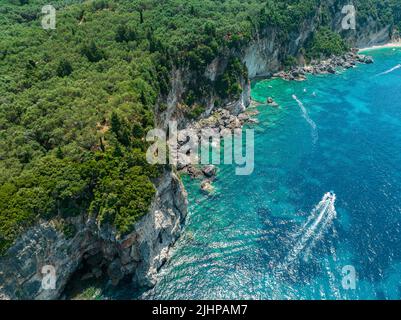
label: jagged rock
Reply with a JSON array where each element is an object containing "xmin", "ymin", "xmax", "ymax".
[
  {"xmin": 176, "ymin": 159, "xmax": 187, "ymax": 171},
  {"xmin": 220, "ymin": 109, "xmax": 230, "ymax": 120},
  {"xmin": 327, "ymin": 66, "xmax": 336, "ymax": 74},
  {"xmin": 228, "ymin": 115, "xmax": 236, "ymax": 124},
  {"xmin": 228, "ymin": 117, "xmax": 241, "ymax": 129},
  {"xmin": 364, "ymin": 56, "xmax": 374, "ymax": 64},
  {"xmin": 356, "ymin": 54, "xmax": 364, "ymax": 62},
  {"xmin": 107, "ymin": 259, "xmax": 124, "ymax": 286},
  {"xmin": 186, "ymin": 165, "xmax": 203, "ymax": 178},
  {"xmin": 238, "ymin": 113, "xmax": 250, "ymax": 122},
  {"xmin": 273, "ymin": 50, "xmax": 374, "ymax": 83},
  {"xmin": 356, "ymin": 54, "xmax": 374, "ymax": 64},
  {"xmin": 303, "ymin": 66, "xmax": 314, "ymax": 73},
  {"xmin": 177, "ymin": 130, "xmax": 190, "ymax": 146},
  {"xmin": 202, "ymin": 165, "xmax": 217, "ymax": 178},
  {"xmin": 248, "ymin": 118, "xmax": 259, "ymax": 124},
  {"xmin": 291, "ymin": 68, "xmax": 305, "ymax": 78}
]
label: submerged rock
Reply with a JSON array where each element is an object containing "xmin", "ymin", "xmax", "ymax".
[{"xmin": 201, "ymin": 180, "xmax": 214, "ymax": 194}]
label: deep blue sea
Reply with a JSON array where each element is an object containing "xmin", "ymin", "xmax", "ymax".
[{"xmin": 144, "ymin": 47, "xmax": 401, "ymax": 300}]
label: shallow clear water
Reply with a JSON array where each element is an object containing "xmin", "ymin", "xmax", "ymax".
[{"xmin": 144, "ymin": 48, "xmax": 401, "ymax": 300}]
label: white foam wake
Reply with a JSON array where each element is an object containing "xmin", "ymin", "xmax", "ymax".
[
  {"xmin": 376, "ymin": 64, "xmax": 401, "ymax": 76},
  {"xmin": 282, "ymin": 192, "xmax": 337, "ymax": 267},
  {"xmin": 292, "ymin": 95, "xmax": 318, "ymax": 143}
]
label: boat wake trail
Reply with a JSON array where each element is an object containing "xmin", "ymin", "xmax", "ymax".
[
  {"xmin": 278, "ymin": 192, "xmax": 337, "ymax": 270},
  {"xmin": 292, "ymin": 95, "xmax": 318, "ymax": 144},
  {"xmin": 376, "ymin": 64, "xmax": 401, "ymax": 76}
]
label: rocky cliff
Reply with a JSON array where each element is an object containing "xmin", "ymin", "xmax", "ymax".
[
  {"xmin": 156, "ymin": 64, "xmax": 251, "ymax": 131},
  {"xmin": 0, "ymin": 168, "xmax": 187, "ymax": 299},
  {"xmin": 243, "ymin": 3, "xmax": 395, "ymax": 78}
]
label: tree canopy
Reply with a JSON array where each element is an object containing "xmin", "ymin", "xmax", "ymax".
[{"xmin": 1, "ymin": 0, "xmax": 400, "ymax": 255}]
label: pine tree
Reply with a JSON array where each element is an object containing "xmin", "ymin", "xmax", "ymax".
[
  {"xmin": 57, "ymin": 59, "xmax": 73, "ymax": 77},
  {"xmin": 56, "ymin": 147, "xmax": 64, "ymax": 159},
  {"xmin": 110, "ymin": 112, "xmax": 121, "ymax": 136}
]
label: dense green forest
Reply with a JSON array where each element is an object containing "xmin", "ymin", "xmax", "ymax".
[{"xmin": 0, "ymin": 0, "xmax": 400, "ymax": 255}]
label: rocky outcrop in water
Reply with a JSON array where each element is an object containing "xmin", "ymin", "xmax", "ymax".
[
  {"xmin": 266, "ymin": 97, "xmax": 279, "ymax": 107},
  {"xmin": 173, "ymin": 107, "xmax": 257, "ymax": 174},
  {"xmin": 202, "ymin": 165, "xmax": 217, "ymax": 178},
  {"xmin": 272, "ymin": 52, "xmax": 375, "ymax": 81}
]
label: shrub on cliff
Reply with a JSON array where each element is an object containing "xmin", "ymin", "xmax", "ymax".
[
  {"xmin": 215, "ymin": 58, "xmax": 248, "ymax": 100},
  {"xmin": 306, "ymin": 27, "xmax": 349, "ymax": 60}
]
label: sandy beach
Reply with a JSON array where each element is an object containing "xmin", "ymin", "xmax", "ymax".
[{"xmin": 359, "ymin": 41, "xmax": 401, "ymax": 52}]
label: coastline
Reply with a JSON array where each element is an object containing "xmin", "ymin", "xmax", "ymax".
[
  {"xmin": 262, "ymin": 50, "xmax": 374, "ymax": 83},
  {"xmin": 359, "ymin": 41, "xmax": 401, "ymax": 52},
  {"xmin": 154, "ymin": 47, "xmax": 401, "ymax": 300},
  {"xmin": 180, "ymin": 44, "xmax": 380, "ymax": 180}
]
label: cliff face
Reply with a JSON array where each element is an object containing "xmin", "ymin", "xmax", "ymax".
[
  {"xmin": 243, "ymin": 4, "xmax": 394, "ymax": 78},
  {"xmin": 156, "ymin": 63, "xmax": 251, "ymax": 131},
  {"xmin": 0, "ymin": 169, "xmax": 187, "ymax": 299},
  {"xmin": 162, "ymin": 2, "xmax": 395, "ymax": 120}
]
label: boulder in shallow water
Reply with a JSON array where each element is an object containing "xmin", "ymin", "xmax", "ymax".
[
  {"xmin": 186, "ymin": 165, "xmax": 203, "ymax": 178},
  {"xmin": 266, "ymin": 97, "xmax": 279, "ymax": 107},
  {"xmin": 344, "ymin": 62, "xmax": 353, "ymax": 69},
  {"xmin": 327, "ymin": 66, "xmax": 336, "ymax": 74},
  {"xmin": 357, "ymin": 54, "xmax": 374, "ymax": 64},
  {"xmin": 202, "ymin": 165, "xmax": 217, "ymax": 178},
  {"xmin": 364, "ymin": 56, "xmax": 374, "ymax": 64}
]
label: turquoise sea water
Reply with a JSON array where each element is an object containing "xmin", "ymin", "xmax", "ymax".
[{"xmin": 144, "ymin": 48, "xmax": 401, "ymax": 300}]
